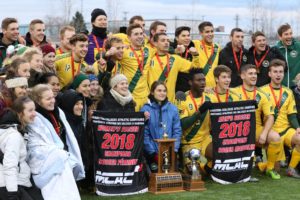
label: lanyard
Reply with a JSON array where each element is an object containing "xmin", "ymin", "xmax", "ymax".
[
  {"xmin": 93, "ymin": 35, "xmax": 106, "ymax": 59},
  {"xmin": 58, "ymin": 47, "xmax": 63, "ymax": 54},
  {"xmin": 202, "ymin": 40, "xmax": 214, "ymax": 65},
  {"xmin": 71, "ymin": 54, "xmax": 81, "ymax": 78},
  {"xmin": 49, "ymin": 112, "xmax": 60, "ymax": 135},
  {"xmin": 156, "ymin": 54, "xmax": 170, "ymax": 77},
  {"xmin": 269, "ymin": 84, "xmax": 283, "ymax": 109},
  {"xmin": 242, "ymin": 85, "xmax": 256, "ymax": 100},
  {"xmin": 130, "ymin": 46, "xmax": 144, "ymax": 73},
  {"xmin": 232, "ymin": 45, "xmax": 243, "ymax": 71},
  {"xmin": 253, "ymin": 47, "xmax": 270, "ymax": 68},
  {"xmin": 189, "ymin": 91, "xmax": 204, "ymax": 110},
  {"xmin": 180, "ymin": 48, "xmax": 189, "ymax": 59},
  {"xmin": 215, "ymin": 88, "xmax": 229, "ymax": 103}
]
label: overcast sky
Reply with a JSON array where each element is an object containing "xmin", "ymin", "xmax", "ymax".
[{"xmin": 1, "ymin": 0, "xmax": 300, "ymax": 34}]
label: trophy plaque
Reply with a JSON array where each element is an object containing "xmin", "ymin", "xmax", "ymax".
[
  {"xmin": 148, "ymin": 138, "xmax": 184, "ymax": 194},
  {"xmin": 182, "ymin": 149, "xmax": 206, "ymax": 191}
]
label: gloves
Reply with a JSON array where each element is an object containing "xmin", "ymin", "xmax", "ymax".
[{"xmin": 199, "ymin": 101, "xmax": 212, "ymax": 113}]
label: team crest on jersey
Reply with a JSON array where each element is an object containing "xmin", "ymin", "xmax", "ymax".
[
  {"xmin": 129, "ymin": 52, "xmax": 134, "ymax": 57},
  {"xmin": 189, "ymin": 103, "xmax": 193, "ymax": 110},
  {"xmin": 290, "ymin": 50, "xmax": 298, "ymax": 58},
  {"xmin": 262, "ymin": 60, "xmax": 269, "ymax": 68},
  {"xmin": 65, "ymin": 64, "xmax": 70, "ymax": 72},
  {"xmin": 242, "ymin": 55, "xmax": 247, "ymax": 62},
  {"xmin": 150, "ymin": 60, "xmax": 155, "ymax": 67}
]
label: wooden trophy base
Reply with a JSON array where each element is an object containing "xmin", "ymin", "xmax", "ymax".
[
  {"xmin": 182, "ymin": 174, "xmax": 206, "ymax": 192},
  {"xmin": 149, "ymin": 172, "xmax": 185, "ymax": 194}
]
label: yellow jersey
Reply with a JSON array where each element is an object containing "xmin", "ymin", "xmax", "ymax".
[
  {"xmin": 208, "ymin": 88, "xmax": 240, "ymax": 103},
  {"xmin": 55, "ymin": 53, "xmax": 98, "ymax": 88},
  {"xmin": 147, "ymin": 53, "xmax": 199, "ymax": 103},
  {"xmin": 178, "ymin": 91, "xmax": 216, "ymax": 145},
  {"xmin": 113, "ymin": 33, "xmax": 149, "ymax": 47},
  {"xmin": 192, "ymin": 40, "xmax": 221, "ymax": 88},
  {"xmin": 231, "ymin": 85, "xmax": 274, "ymax": 128},
  {"xmin": 118, "ymin": 46, "xmax": 155, "ymax": 99},
  {"xmin": 260, "ymin": 84, "xmax": 297, "ymax": 133}
]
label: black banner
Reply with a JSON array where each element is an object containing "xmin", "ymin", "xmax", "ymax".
[
  {"xmin": 92, "ymin": 111, "xmax": 148, "ymax": 196},
  {"xmin": 210, "ymin": 101, "xmax": 256, "ymax": 184}
]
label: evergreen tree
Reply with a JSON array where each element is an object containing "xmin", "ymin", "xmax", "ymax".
[{"xmin": 70, "ymin": 11, "xmax": 87, "ymax": 33}]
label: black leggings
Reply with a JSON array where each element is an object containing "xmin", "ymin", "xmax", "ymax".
[{"xmin": 0, "ymin": 186, "xmax": 43, "ymax": 200}]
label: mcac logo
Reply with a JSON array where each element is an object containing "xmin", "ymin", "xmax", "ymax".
[
  {"xmin": 95, "ymin": 165, "xmax": 141, "ymax": 185},
  {"xmin": 213, "ymin": 153, "xmax": 253, "ymax": 171}
]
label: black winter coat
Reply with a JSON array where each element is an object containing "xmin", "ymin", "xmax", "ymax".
[
  {"xmin": 247, "ymin": 45, "xmax": 286, "ymax": 87},
  {"xmin": 218, "ymin": 42, "xmax": 249, "ymax": 87},
  {"xmin": 97, "ymin": 91, "xmax": 135, "ymax": 112}
]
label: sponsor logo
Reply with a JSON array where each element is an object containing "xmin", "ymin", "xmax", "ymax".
[
  {"xmin": 290, "ymin": 50, "xmax": 298, "ymax": 58},
  {"xmin": 242, "ymin": 55, "xmax": 247, "ymax": 62},
  {"xmin": 95, "ymin": 165, "xmax": 140, "ymax": 186},
  {"xmin": 65, "ymin": 64, "xmax": 70, "ymax": 72},
  {"xmin": 262, "ymin": 60, "xmax": 269, "ymax": 68},
  {"xmin": 213, "ymin": 156, "xmax": 252, "ymax": 171}
]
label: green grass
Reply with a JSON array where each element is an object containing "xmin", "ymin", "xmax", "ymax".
[{"xmin": 81, "ymin": 168, "xmax": 300, "ymax": 200}]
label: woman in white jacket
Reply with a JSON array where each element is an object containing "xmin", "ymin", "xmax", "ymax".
[
  {"xmin": 27, "ymin": 84, "xmax": 84, "ymax": 200},
  {"xmin": 0, "ymin": 96, "xmax": 43, "ymax": 200}
]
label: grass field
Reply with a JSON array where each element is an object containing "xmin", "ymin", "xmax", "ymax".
[{"xmin": 81, "ymin": 168, "xmax": 300, "ymax": 200}]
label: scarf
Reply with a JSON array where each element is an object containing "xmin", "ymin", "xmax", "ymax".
[
  {"xmin": 110, "ymin": 88, "xmax": 133, "ymax": 107},
  {"xmin": 91, "ymin": 26, "xmax": 107, "ymax": 39}
]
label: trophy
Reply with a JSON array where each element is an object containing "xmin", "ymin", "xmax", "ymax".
[
  {"xmin": 182, "ymin": 149, "xmax": 206, "ymax": 191},
  {"xmin": 162, "ymin": 150, "xmax": 170, "ymax": 173},
  {"xmin": 148, "ymin": 138, "xmax": 184, "ymax": 194},
  {"xmin": 161, "ymin": 122, "xmax": 168, "ymax": 139}
]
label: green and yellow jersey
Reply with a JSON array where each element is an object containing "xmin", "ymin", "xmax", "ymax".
[
  {"xmin": 232, "ymin": 85, "xmax": 274, "ymax": 128},
  {"xmin": 55, "ymin": 52, "xmax": 98, "ymax": 88},
  {"xmin": 147, "ymin": 53, "xmax": 199, "ymax": 103},
  {"xmin": 208, "ymin": 88, "xmax": 240, "ymax": 103},
  {"xmin": 192, "ymin": 39, "xmax": 221, "ymax": 88},
  {"xmin": 118, "ymin": 46, "xmax": 155, "ymax": 99},
  {"xmin": 178, "ymin": 91, "xmax": 216, "ymax": 145},
  {"xmin": 260, "ymin": 84, "xmax": 297, "ymax": 133}
]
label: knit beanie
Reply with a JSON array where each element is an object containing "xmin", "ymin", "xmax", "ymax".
[
  {"xmin": 71, "ymin": 73, "xmax": 89, "ymax": 89},
  {"xmin": 88, "ymin": 74, "xmax": 98, "ymax": 82},
  {"xmin": 5, "ymin": 77, "xmax": 28, "ymax": 88},
  {"xmin": 110, "ymin": 74, "xmax": 127, "ymax": 89},
  {"xmin": 91, "ymin": 8, "xmax": 107, "ymax": 23},
  {"xmin": 40, "ymin": 44, "xmax": 55, "ymax": 56}
]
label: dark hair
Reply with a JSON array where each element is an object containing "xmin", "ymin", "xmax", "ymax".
[
  {"xmin": 5, "ymin": 56, "xmax": 29, "ymax": 79},
  {"xmin": 252, "ymin": 31, "xmax": 265, "ymax": 43},
  {"xmin": 189, "ymin": 68, "xmax": 204, "ymax": 80},
  {"xmin": 198, "ymin": 21, "xmax": 213, "ymax": 33},
  {"xmin": 11, "ymin": 96, "xmax": 34, "ymax": 130},
  {"xmin": 126, "ymin": 24, "xmax": 143, "ymax": 36},
  {"xmin": 1, "ymin": 17, "xmax": 18, "ymax": 30},
  {"xmin": 230, "ymin": 28, "xmax": 243, "ymax": 37},
  {"xmin": 148, "ymin": 81, "xmax": 167, "ymax": 102},
  {"xmin": 153, "ymin": 33, "xmax": 167, "ymax": 42},
  {"xmin": 277, "ymin": 23, "xmax": 291, "ymax": 36},
  {"xmin": 240, "ymin": 64, "xmax": 257, "ymax": 73},
  {"xmin": 269, "ymin": 59, "xmax": 286, "ymax": 71},
  {"xmin": 149, "ymin": 21, "xmax": 166, "ymax": 38},
  {"xmin": 129, "ymin": 16, "xmax": 144, "ymax": 25},
  {"xmin": 69, "ymin": 33, "xmax": 88, "ymax": 45},
  {"xmin": 175, "ymin": 26, "xmax": 190, "ymax": 37},
  {"xmin": 39, "ymin": 73, "xmax": 58, "ymax": 84},
  {"xmin": 213, "ymin": 65, "xmax": 232, "ymax": 78},
  {"xmin": 105, "ymin": 37, "xmax": 123, "ymax": 50},
  {"xmin": 150, "ymin": 81, "xmax": 167, "ymax": 94}
]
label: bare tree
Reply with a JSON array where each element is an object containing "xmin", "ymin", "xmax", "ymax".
[
  {"xmin": 61, "ymin": 0, "xmax": 73, "ymax": 24},
  {"xmin": 248, "ymin": 0, "xmax": 263, "ymax": 32},
  {"xmin": 44, "ymin": 15, "xmax": 66, "ymax": 42}
]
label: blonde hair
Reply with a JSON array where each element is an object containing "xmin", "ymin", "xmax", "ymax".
[
  {"xmin": 22, "ymin": 47, "xmax": 42, "ymax": 63},
  {"xmin": 29, "ymin": 84, "xmax": 52, "ymax": 104}
]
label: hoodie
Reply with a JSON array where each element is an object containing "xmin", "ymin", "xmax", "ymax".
[{"xmin": 0, "ymin": 33, "xmax": 18, "ymax": 68}]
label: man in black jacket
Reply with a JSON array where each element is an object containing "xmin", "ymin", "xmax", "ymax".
[
  {"xmin": 219, "ymin": 28, "xmax": 248, "ymax": 87},
  {"xmin": 247, "ymin": 31, "xmax": 286, "ymax": 87},
  {"xmin": 169, "ymin": 26, "xmax": 196, "ymax": 92}
]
